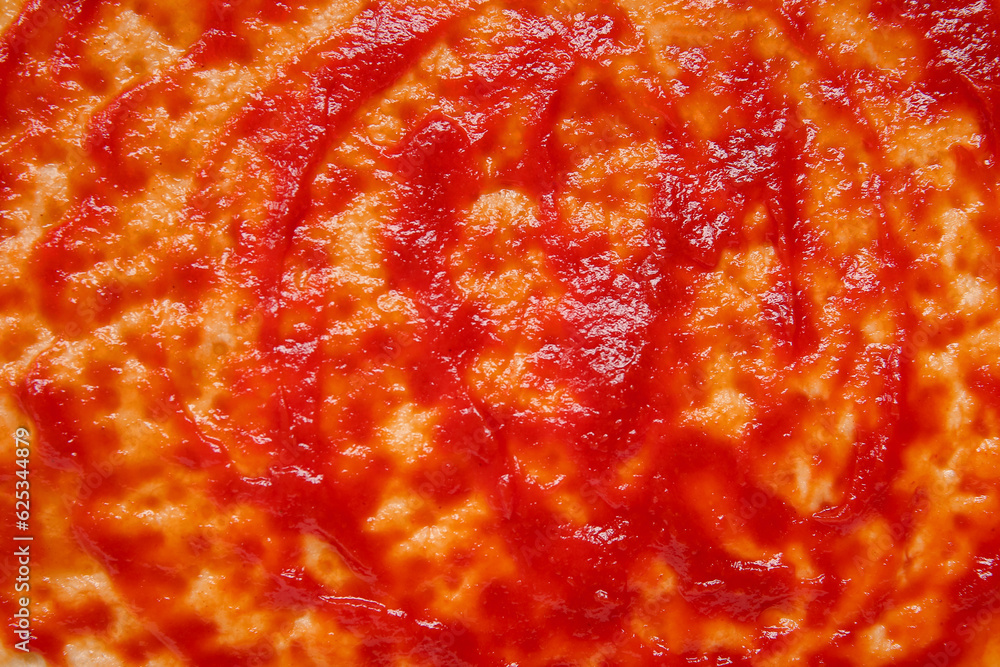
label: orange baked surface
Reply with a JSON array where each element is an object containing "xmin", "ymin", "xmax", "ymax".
[{"xmin": 2, "ymin": 0, "xmax": 1000, "ymax": 664}]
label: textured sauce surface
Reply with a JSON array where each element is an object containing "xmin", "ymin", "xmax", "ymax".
[{"xmin": 1, "ymin": 0, "xmax": 1000, "ymax": 664}]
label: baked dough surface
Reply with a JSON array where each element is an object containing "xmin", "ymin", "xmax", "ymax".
[{"xmin": 1, "ymin": 0, "xmax": 1000, "ymax": 664}]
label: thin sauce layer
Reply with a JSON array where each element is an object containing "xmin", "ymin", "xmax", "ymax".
[{"xmin": 2, "ymin": 0, "xmax": 1000, "ymax": 664}]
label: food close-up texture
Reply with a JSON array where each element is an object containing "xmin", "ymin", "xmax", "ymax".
[{"xmin": 1, "ymin": 0, "xmax": 1000, "ymax": 664}]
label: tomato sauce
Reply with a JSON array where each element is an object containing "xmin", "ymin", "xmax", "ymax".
[{"xmin": 4, "ymin": 0, "xmax": 1000, "ymax": 664}]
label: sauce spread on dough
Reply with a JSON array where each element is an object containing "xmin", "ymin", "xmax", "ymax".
[{"xmin": 2, "ymin": 0, "xmax": 1000, "ymax": 664}]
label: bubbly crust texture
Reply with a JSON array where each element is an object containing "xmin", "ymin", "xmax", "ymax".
[{"xmin": 2, "ymin": 0, "xmax": 1000, "ymax": 665}]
